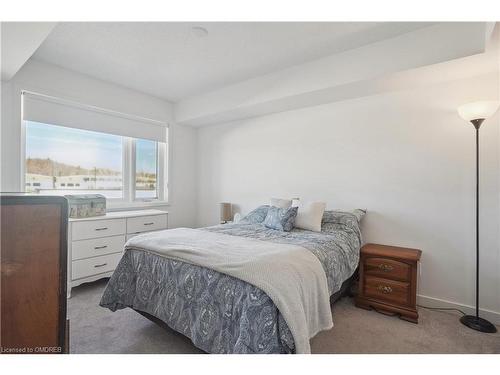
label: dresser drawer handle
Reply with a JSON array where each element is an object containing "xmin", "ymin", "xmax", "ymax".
[
  {"xmin": 143, "ymin": 222, "xmax": 154, "ymax": 226},
  {"xmin": 377, "ymin": 285, "xmax": 393, "ymax": 294},
  {"xmin": 94, "ymin": 245, "xmax": 108, "ymax": 250},
  {"xmin": 94, "ymin": 263, "xmax": 108, "ymax": 268},
  {"xmin": 95, "ymin": 227, "xmax": 108, "ymax": 231},
  {"xmin": 378, "ymin": 263, "xmax": 394, "ymax": 272}
]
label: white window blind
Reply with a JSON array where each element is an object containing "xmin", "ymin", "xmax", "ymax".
[{"xmin": 22, "ymin": 91, "xmax": 167, "ymax": 142}]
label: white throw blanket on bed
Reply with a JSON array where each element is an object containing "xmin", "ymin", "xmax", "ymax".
[{"xmin": 125, "ymin": 227, "xmax": 333, "ymax": 354}]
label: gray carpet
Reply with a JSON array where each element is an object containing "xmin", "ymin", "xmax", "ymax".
[{"xmin": 68, "ymin": 279, "xmax": 500, "ymax": 354}]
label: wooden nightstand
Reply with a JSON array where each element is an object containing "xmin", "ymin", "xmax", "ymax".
[{"xmin": 355, "ymin": 243, "xmax": 422, "ymax": 323}]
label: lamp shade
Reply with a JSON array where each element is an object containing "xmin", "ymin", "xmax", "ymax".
[
  {"xmin": 220, "ymin": 202, "xmax": 232, "ymax": 222},
  {"xmin": 457, "ymin": 100, "xmax": 499, "ymax": 122}
]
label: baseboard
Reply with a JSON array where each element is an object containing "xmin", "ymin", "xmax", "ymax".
[{"xmin": 417, "ymin": 294, "xmax": 500, "ymax": 326}]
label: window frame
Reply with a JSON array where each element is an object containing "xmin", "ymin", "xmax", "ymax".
[{"xmin": 21, "ymin": 120, "xmax": 169, "ymax": 208}]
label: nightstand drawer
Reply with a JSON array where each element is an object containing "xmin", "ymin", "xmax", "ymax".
[
  {"xmin": 72, "ymin": 235, "xmax": 125, "ymax": 260},
  {"xmin": 364, "ymin": 257, "xmax": 410, "ymax": 281},
  {"xmin": 364, "ymin": 276, "xmax": 410, "ymax": 306}
]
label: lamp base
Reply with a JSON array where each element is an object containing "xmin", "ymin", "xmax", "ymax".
[{"xmin": 460, "ymin": 315, "xmax": 497, "ymax": 333}]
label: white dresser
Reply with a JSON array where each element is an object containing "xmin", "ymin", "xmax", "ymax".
[{"xmin": 67, "ymin": 209, "xmax": 168, "ymax": 297}]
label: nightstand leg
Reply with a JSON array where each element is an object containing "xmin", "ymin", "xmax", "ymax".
[
  {"xmin": 399, "ymin": 313, "xmax": 419, "ymax": 324},
  {"xmin": 355, "ymin": 299, "xmax": 372, "ymax": 311}
]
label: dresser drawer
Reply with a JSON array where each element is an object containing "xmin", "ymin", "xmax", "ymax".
[
  {"xmin": 364, "ymin": 257, "xmax": 410, "ymax": 281},
  {"xmin": 72, "ymin": 218, "xmax": 126, "ymax": 240},
  {"xmin": 364, "ymin": 276, "xmax": 410, "ymax": 306},
  {"xmin": 127, "ymin": 214, "xmax": 167, "ymax": 234},
  {"xmin": 71, "ymin": 252, "xmax": 122, "ymax": 280},
  {"xmin": 72, "ymin": 235, "xmax": 125, "ymax": 261}
]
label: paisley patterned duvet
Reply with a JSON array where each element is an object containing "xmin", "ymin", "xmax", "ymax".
[{"xmin": 100, "ymin": 213, "xmax": 362, "ymax": 354}]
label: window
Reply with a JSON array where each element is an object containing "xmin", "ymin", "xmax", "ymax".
[
  {"xmin": 24, "ymin": 120, "xmax": 167, "ymax": 203},
  {"xmin": 135, "ymin": 139, "xmax": 158, "ymax": 199},
  {"xmin": 25, "ymin": 121, "xmax": 124, "ymax": 198}
]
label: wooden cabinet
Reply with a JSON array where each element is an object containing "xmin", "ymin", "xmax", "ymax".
[
  {"xmin": 355, "ymin": 243, "xmax": 422, "ymax": 323},
  {"xmin": 1, "ymin": 194, "xmax": 68, "ymax": 353},
  {"xmin": 67, "ymin": 209, "xmax": 168, "ymax": 297}
]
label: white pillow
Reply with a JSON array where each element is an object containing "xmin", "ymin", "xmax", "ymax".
[
  {"xmin": 270, "ymin": 197, "xmax": 292, "ymax": 208},
  {"xmin": 294, "ymin": 202, "xmax": 327, "ymax": 232}
]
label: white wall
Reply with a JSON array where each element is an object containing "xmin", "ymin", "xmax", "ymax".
[
  {"xmin": 197, "ymin": 73, "xmax": 500, "ymax": 321},
  {"xmin": 0, "ymin": 59, "xmax": 197, "ymax": 228}
]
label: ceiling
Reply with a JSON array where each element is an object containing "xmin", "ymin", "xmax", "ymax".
[
  {"xmin": 32, "ymin": 22, "xmax": 434, "ymax": 102},
  {"xmin": 1, "ymin": 22, "xmax": 56, "ymax": 80}
]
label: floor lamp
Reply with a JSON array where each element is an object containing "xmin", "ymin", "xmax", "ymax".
[{"xmin": 457, "ymin": 100, "xmax": 499, "ymax": 333}]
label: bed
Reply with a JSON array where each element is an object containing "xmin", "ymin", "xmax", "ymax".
[{"xmin": 100, "ymin": 208, "xmax": 363, "ymax": 354}]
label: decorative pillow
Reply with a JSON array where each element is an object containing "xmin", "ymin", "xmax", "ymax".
[
  {"xmin": 270, "ymin": 197, "xmax": 292, "ymax": 208},
  {"xmin": 321, "ymin": 209, "xmax": 366, "ymax": 233},
  {"xmin": 294, "ymin": 202, "xmax": 327, "ymax": 232},
  {"xmin": 322, "ymin": 209, "xmax": 366, "ymax": 223},
  {"xmin": 240, "ymin": 205, "xmax": 270, "ymax": 224},
  {"xmin": 263, "ymin": 206, "xmax": 298, "ymax": 232}
]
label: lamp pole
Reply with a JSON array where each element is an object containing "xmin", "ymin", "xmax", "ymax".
[
  {"xmin": 458, "ymin": 118, "xmax": 496, "ymax": 333},
  {"xmin": 457, "ymin": 101, "xmax": 499, "ymax": 333},
  {"xmin": 473, "ymin": 120, "xmax": 481, "ymax": 319}
]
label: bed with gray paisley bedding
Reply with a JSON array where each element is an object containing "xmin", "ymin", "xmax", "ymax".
[{"xmin": 100, "ymin": 208, "xmax": 364, "ymax": 354}]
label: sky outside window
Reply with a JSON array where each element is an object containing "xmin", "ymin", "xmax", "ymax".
[{"xmin": 25, "ymin": 121, "xmax": 123, "ymax": 198}]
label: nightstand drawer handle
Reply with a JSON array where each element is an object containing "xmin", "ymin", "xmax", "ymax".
[
  {"xmin": 95, "ymin": 227, "xmax": 108, "ymax": 231},
  {"xmin": 377, "ymin": 285, "xmax": 393, "ymax": 294},
  {"xmin": 94, "ymin": 263, "xmax": 107, "ymax": 268},
  {"xmin": 94, "ymin": 245, "xmax": 108, "ymax": 250},
  {"xmin": 143, "ymin": 222, "xmax": 154, "ymax": 226},
  {"xmin": 378, "ymin": 263, "xmax": 394, "ymax": 272}
]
